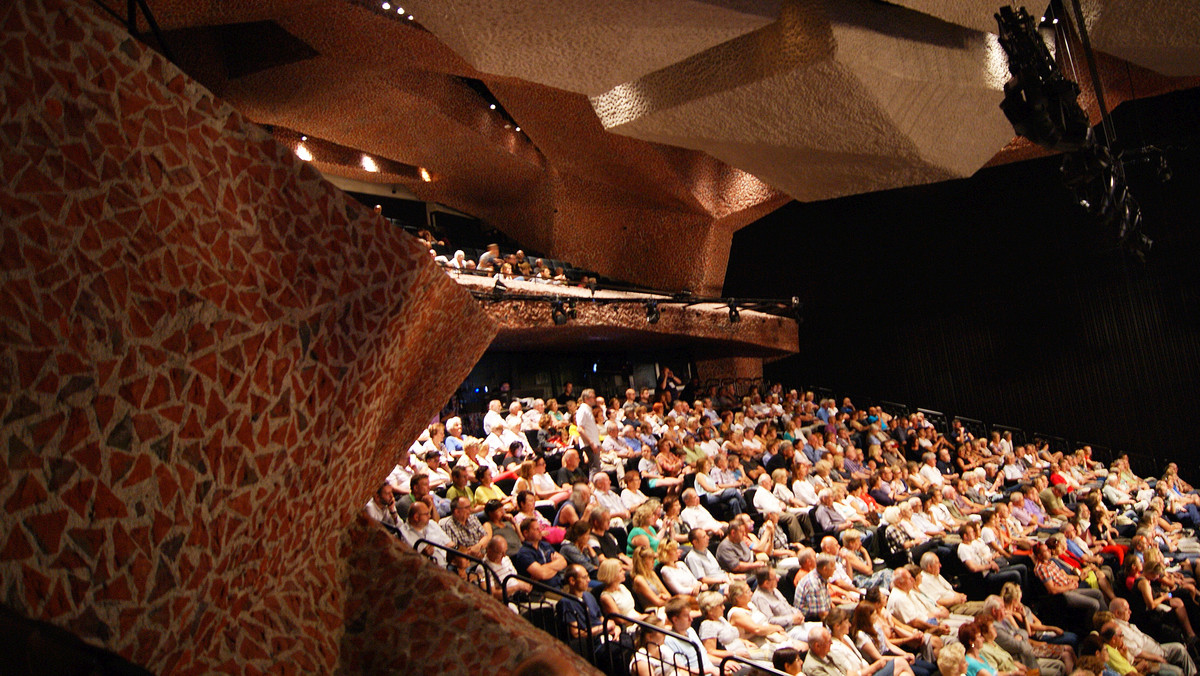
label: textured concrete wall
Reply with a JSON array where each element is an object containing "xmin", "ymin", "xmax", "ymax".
[
  {"xmin": 695, "ymin": 357, "xmax": 765, "ymax": 385},
  {"xmin": 0, "ymin": 0, "xmax": 588, "ymax": 672}
]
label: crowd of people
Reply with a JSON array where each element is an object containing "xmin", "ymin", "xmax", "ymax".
[
  {"xmin": 366, "ymin": 380, "xmax": 1200, "ymax": 676},
  {"xmin": 429, "ymin": 238, "xmax": 596, "ymax": 287}
]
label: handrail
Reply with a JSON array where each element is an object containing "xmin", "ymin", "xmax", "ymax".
[
  {"xmin": 502, "ymin": 574, "xmax": 599, "ymax": 660},
  {"xmin": 412, "ymin": 538, "xmax": 502, "ymax": 596},
  {"xmin": 720, "ymin": 654, "xmax": 791, "ymax": 676},
  {"xmin": 603, "ymin": 612, "xmax": 705, "ymax": 676}
]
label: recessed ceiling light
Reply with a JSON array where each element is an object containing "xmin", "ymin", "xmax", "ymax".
[
  {"xmin": 397, "ymin": 6, "xmax": 404, "ymax": 12},
  {"xmin": 419, "ymin": 167, "xmax": 431, "ymax": 182},
  {"xmin": 296, "ymin": 145, "xmax": 313, "ymax": 162},
  {"xmin": 362, "ymin": 155, "xmax": 379, "ymax": 172},
  {"xmin": 301, "ymin": 135, "xmax": 308, "ymax": 141},
  {"xmin": 407, "ymin": 14, "xmax": 414, "ymax": 20},
  {"xmin": 514, "ymin": 126, "xmax": 521, "ymax": 132},
  {"xmin": 381, "ymin": 2, "xmax": 390, "ymax": 9},
  {"xmin": 489, "ymin": 104, "xmax": 496, "ymax": 110}
]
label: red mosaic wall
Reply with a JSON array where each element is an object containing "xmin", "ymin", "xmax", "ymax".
[{"xmin": 0, "ymin": 0, "xmax": 529, "ymax": 672}]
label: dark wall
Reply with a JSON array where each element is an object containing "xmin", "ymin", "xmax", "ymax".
[{"xmin": 724, "ymin": 88, "xmax": 1200, "ymax": 469}]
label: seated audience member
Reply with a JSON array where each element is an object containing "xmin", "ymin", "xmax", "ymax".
[
  {"xmin": 597, "ymin": 558, "xmax": 651, "ymax": 625},
  {"xmin": 680, "ymin": 488, "xmax": 727, "ymax": 536},
  {"xmin": 511, "ymin": 518, "xmax": 567, "ymax": 588},
  {"xmin": 727, "ymin": 580, "xmax": 796, "ymax": 660},
  {"xmin": 1103, "ymin": 598, "xmax": 1196, "ymax": 676},
  {"xmin": 399, "ymin": 501, "xmax": 452, "ymax": 567},
  {"xmin": 886, "ymin": 567, "xmax": 967, "ymax": 635},
  {"xmin": 365, "ymin": 481, "xmax": 401, "ymax": 530},
  {"xmin": 804, "ymin": 625, "xmax": 892, "ymax": 676},
  {"xmin": 999, "ymin": 582, "xmax": 1076, "ymax": 670},
  {"xmin": 472, "ymin": 466, "xmax": 511, "ymax": 512},
  {"xmin": 981, "ymin": 595, "xmax": 1067, "ymax": 676},
  {"xmin": 559, "ymin": 520, "xmax": 601, "ymax": 577},
  {"xmin": 440, "ymin": 496, "xmax": 489, "ymax": 557},
  {"xmin": 937, "ymin": 642, "xmax": 968, "ymax": 676},
  {"xmin": 918, "ymin": 551, "xmax": 982, "ymax": 615},
  {"xmin": 658, "ymin": 539, "xmax": 704, "ymax": 596},
  {"xmin": 853, "ymin": 600, "xmax": 938, "ymax": 676},
  {"xmin": 842, "ymin": 529, "xmax": 892, "ymax": 590},
  {"xmin": 959, "ymin": 521, "xmax": 1026, "ymax": 595},
  {"xmin": 795, "ymin": 553, "xmax": 838, "ymax": 621},
  {"xmin": 662, "ymin": 595, "xmax": 720, "ymax": 675},
  {"xmin": 827, "ymin": 606, "xmax": 916, "ymax": 676},
  {"xmin": 557, "ymin": 564, "xmax": 613, "ymax": 641},
  {"xmin": 751, "ymin": 568, "xmax": 810, "ymax": 640},
  {"xmin": 754, "ymin": 474, "xmax": 811, "ymax": 543},
  {"xmin": 1032, "ymin": 542, "xmax": 1107, "ymax": 621},
  {"xmin": 631, "ymin": 545, "xmax": 672, "ymax": 609},
  {"xmin": 590, "ymin": 472, "xmax": 630, "ymax": 529},
  {"xmin": 717, "ymin": 520, "xmax": 768, "ymax": 576},
  {"xmin": 397, "ymin": 473, "xmax": 450, "ymax": 519},
  {"xmin": 555, "ymin": 449, "xmax": 589, "ymax": 487},
  {"xmin": 622, "ymin": 470, "xmax": 650, "ymax": 512},
  {"xmin": 686, "ymin": 528, "xmax": 735, "ymax": 590},
  {"xmin": 483, "ymin": 535, "xmax": 533, "ymax": 599}
]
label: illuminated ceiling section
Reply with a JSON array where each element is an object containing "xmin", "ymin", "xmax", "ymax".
[
  {"xmin": 393, "ymin": 0, "xmax": 782, "ymax": 96},
  {"xmin": 591, "ymin": 0, "xmax": 1015, "ymax": 202}
]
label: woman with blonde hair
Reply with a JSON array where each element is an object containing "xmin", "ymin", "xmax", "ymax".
[
  {"xmin": 727, "ymin": 581, "xmax": 794, "ymax": 659},
  {"xmin": 657, "ymin": 539, "xmax": 703, "ymax": 597},
  {"xmin": 998, "ymin": 582, "xmax": 1074, "ymax": 671},
  {"xmin": 631, "ymin": 545, "xmax": 671, "ymax": 609},
  {"xmin": 697, "ymin": 590, "xmax": 756, "ymax": 660},
  {"xmin": 597, "ymin": 558, "xmax": 650, "ymax": 627},
  {"xmin": 627, "ymin": 499, "xmax": 667, "ymax": 555}
]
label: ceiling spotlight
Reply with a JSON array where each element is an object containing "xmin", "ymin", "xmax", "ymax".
[
  {"xmin": 407, "ymin": 14, "xmax": 414, "ymax": 20},
  {"xmin": 419, "ymin": 167, "xmax": 432, "ymax": 182},
  {"xmin": 551, "ymin": 300, "xmax": 569, "ymax": 325},
  {"xmin": 514, "ymin": 126, "xmax": 521, "ymax": 132},
  {"xmin": 728, "ymin": 302, "xmax": 740, "ymax": 323},
  {"xmin": 489, "ymin": 104, "xmax": 496, "ymax": 110},
  {"xmin": 381, "ymin": 1, "xmax": 390, "ymax": 9},
  {"xmin": 397, "ymin": 6, "xmax": 404, "ymax": 13},
  {"xmin": 1052, "ymin": 18, "xmax": 1059, "ymax": 24},
  {"xmin": 301, "ymin": 135, "xmax": 308, "ymax": 141},
  {"xmin": 295, "ymin": 144, "xmax": 313, "ymax": 162},
  {"xmin": 361, "ymin": 155, "xmax": 379, "ymax": 172},
  {"xmin": 646, "ymin": 301, "xmax": 660, "ymax": 324}
]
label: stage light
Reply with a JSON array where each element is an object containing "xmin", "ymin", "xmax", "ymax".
[
  {"xmin": 301, "ymin": 135, "xmax": 308, "ymax": 141},
  {"xmin": 567, "ymin": 299, "xmax": 577, "ymax": 319},
  {"xmin": 489, "ymin": 104, "xmax": 496, "ymax": 110},
  {"xmin": 362, "ymin": 155, "xmax": 379, "ymax": 172},
  {"xmin": 381, "ymin": 2, "xmax": 390, "ymax": 9},
  {"xmin": 407, "ymin": 14, "xmax": 413, "ymax": 20},
  {"xmin": 515, "ymin": 126, "xmax": 521, "ymax": 132},
  {"xmin": 728, "ymin": 302, "xmax": 740, "ymax": 323},
  {"xmin": 552, "ymin": 300, "xmax": 569, "ymax": 325},
  {"xmin": 419, "ymin": 167, "xmax": 431, "ymax": 182},
  {"xmin": 295, "ymin": 144, "xmax": 313, "ymax": 162},
  {"xmin": 1157, "ymin": 156, "xmax": 1172, "ymax": 183},
  {"xmin": 646, "ymin": 301, "xmax": 660, "ymax": 324}
]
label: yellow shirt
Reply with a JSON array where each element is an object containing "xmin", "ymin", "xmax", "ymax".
[
  {"xmin": 1105, "ymin": 644, "xmax": 1136, "ymax": 676},
  {"xmin": 473, "ymin": 483, "xmax": 505, "ymax": 507}
]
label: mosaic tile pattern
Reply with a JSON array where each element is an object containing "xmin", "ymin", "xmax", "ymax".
[
  {"xmin": 341, "ymin": 514, "xmax": 602, "ymax": 675},
  {"xmin": 0, "ymin": 0, "xmax": 507, "ymax": 672}
]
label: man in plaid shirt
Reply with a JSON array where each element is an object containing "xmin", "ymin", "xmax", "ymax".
[{"xmin": 794, "ymin": 553, "xmax": 835, "ymax": 621}]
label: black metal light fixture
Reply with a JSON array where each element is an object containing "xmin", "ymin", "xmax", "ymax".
[
  {"xmin": 551, "ymin": 300, "xmax": 569, "ymax": 325},
  {"xmin": 646, "ymin": 301, "xmax": 660, "ymax": 324},
  {"xmin": 728, "ymin": 302, "xmax": 740, "ymax": 323}
]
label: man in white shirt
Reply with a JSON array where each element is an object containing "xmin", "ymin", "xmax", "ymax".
[
  {"xmin": 684, "ymin": 529, "xmax": 734, "ymax": 589},
  {"xmin": 680, "ymin": 488, "xmax": 726, "ymax": 536},
  {"xmin": 399, "ymin": 501, "xmax": 452, "ymax": 567},
  {"xmin": 386, "ymin": 448, "xmax": 415, "ymax": 495},
  {"xmin": 482, "ymin": 399, "xmax": 505, "ymax": 436},
  {"xmin": 918, "ymin": 551, "xmax": 982, "ymax": 615},
  {"xmin": 590, "ymin": 472, "xmax": 630, "ymax": 528},
  {"xmin": 919, "ymin": 452, "xmax": 945, "ymax": 489},
  {"xmin": 753, "ymin": 474, "xmax": 808, "ymax": 543},
  {"xmin": 1109, "ymin": 598, "xmax": 1195, "ymax": 676},
  {"xmin": 521, "ymin": 399, "xmax": 544, "ymax": 431},
  {"xmin": 750, "ymin": 568, "xmax": 809, "ymax": 639},
  {"xmin": 483, "ymin": 535, "xmax": 532, "ymax": 598},
  {"xmin": 365, "ymin": 482, "xmax": 402, "ymax": 530},
  {"xmin": 575, "ymin": 388, "xmax": 602, "ymax": 475},
  {"xmin": 886, "ymin": 568, "xmax": 962, "ymax": 634}
]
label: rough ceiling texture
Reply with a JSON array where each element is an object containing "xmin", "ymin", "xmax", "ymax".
[
  {"xmin": 140, "ymin": 0, "xmax": 1200, "ymax": 295},
  {"xmin": 591, "ymin": 0, "xmax": 1015, "ymax": 202}
]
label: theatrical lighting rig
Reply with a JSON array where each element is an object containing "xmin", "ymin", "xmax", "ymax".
[
  {"xmin": 728, "ymin": 302, "xmax": 741, "ymax": 323},
  {"xmin": 995, "ymin": 3, "xmax": 1152, "ymax": 260},
  {"xmin": 551, "ymin": 300, "xmax": 569, "ymax": 325}
]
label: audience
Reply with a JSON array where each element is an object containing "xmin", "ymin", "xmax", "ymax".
[{"xmin": 367, "ymin": 380, "xmax": 1200, "ymax": 673}]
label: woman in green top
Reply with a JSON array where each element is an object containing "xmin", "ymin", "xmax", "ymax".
[{"xmin": 626, "ymin": 499, "xmax": 666, "ymax": 555}]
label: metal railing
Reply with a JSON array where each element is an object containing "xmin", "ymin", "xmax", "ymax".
[
  {"xmin": 600, "ymin": 612, "xmax": 705, "ymax": 676},
  {"xmin": 412, "ymin": 539, "xmax": 502, "ymax": 596},
  {"xmin": 502, "ymin": 575, "xmax": 599, "ymax": 661},
  {"xmin": 720, "ymin": 654, "xmax": 792, "ymax": 676}
]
